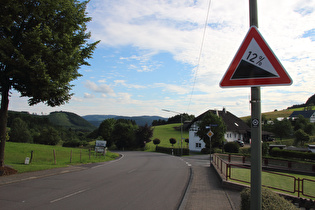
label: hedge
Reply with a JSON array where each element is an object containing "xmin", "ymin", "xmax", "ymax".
[
  {"xmin": 241, "ymin": 188, "xmax": 296, "ymax": 210},
  {"xmin": 155, "ymin": 146, "xmax": 189, "ymax": 156},
  {"xmin": 270, "ymin": 148, "xmax": 315, "ymax": 161}
]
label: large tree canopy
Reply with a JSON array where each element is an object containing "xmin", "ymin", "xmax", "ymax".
[
  {"xmin": 0, "ymin": 0, "xmax": 99, "ymax": 167},
  {"xmin": 196, "ymin": 111, "xmax": 226, "ymax": 149}
]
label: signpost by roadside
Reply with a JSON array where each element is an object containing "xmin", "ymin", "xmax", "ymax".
[
  {"xmin": 219, "ymin": 1, "xmax": 292, "ymax": 209},
  {"xmin": 95, "ymin": 140, "xmax": 107, "ymax": 156},
  {"xmin": 206, "ymin": 124, "xmax": 216, "ymax": 166}
]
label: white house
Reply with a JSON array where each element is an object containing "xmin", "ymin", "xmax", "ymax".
[
  {"xmin": 289, "ymin": 110, "xmax": 315, "ymax": 123},
  {"xmin": 188, "ymin": 108, "xmax": 250, "ymax": 152}
]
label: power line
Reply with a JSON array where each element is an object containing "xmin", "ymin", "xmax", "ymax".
[{"xmin": 186, "ymin": 0, "xmax": 212, "ymax": 113}]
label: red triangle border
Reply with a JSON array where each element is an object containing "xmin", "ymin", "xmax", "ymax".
[{"xmin": 220, "ymin": 26, "xmax": 292, "ymax": 87}]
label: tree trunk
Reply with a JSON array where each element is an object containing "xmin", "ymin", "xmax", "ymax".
[{"xmin": 0, "ymin": 86, "xmax": 9, "ymax": 167}]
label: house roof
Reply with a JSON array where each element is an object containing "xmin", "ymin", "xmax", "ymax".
[
  {"xmin": 289, "ymin": 110, "xmax": 315, "ymax": 119},
  {"xmin": 189, "ymin": 109, "xmax": 250, "ymax": 133}
]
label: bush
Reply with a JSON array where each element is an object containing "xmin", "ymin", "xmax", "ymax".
[
  {"xmin": 169, "ymin": 138, "xmax": 177, "ymax": 147},
  {"xmin": 294, "ymin": 129, "xmax": 310, "ymax": 146},
  {"xmin": 241, "ymin": 188, "xmax": 296, "ymax": 210},
  {"xmin": 240, "ymin": 147, "xmax": 251, "ymax": 155},
  {"xmin": 224, "ymin": 142, "xmax": 239, "ymax": 153},
  {"xmin": 270, "ymin": 147, "xmax": 315, "ymax": 161},
  {"xmin": 153, "ymin": 138, "xmax": 161, "ymax": 146},
  {"xmin": 213, "ymin": 147, "xmax": 222, "ymax": 154},
  {"xmin": 63, "ymin": 140, "xmax": 80, "ymax": 147}
]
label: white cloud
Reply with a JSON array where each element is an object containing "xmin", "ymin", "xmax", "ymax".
[
  {"xmin": 114, "ymin": 80, "xmax": 146, "ymax": 89},
  {"xmin": 84, "ymin": 93, "xmax": 95, "ymax": 99},
  {"xmin": 154, "ymin": 83, "xmax": 190, "ymax": 95},
  {"xmin": 84, "ymin": 80, "xmax": 116, "ymax": 96}
]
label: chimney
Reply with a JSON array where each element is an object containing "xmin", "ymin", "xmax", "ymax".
[{"xmin": 223, "ymin": 107, "xmax": 226, "ymax": 113}]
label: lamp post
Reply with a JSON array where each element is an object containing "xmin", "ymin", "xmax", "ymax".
[{"xmin": 162, "ymin": 109, "xmax": 183, "ymax": 156}]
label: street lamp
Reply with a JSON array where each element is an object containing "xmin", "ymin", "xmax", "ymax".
[{"xmin": 162, "ymin": 109, "xmax": 183, "ymax": 156}]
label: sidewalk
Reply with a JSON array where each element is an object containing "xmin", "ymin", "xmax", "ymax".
[{"xmin": 181, "ymin": 155, "xmax": 242, "ymax": 210}]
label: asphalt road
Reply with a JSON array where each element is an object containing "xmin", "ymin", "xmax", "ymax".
[{"xmin": 0, "ymin": 151, "xmax": 190, "ymax": 210}]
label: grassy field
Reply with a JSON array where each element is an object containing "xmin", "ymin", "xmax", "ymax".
[
  {"xmin": 145, "ymin": 123, "xmax": 189, "ymax": 151},
  {"xmin": 230, "ymin": 167, "xmax": 315, "ymax": 199},
  {"xmin": 240, "ymin": 106, "xmax": 315, "ymax": 121},
  {"xmin": 4, "ymin": 123, "xmax": 186, "ymax": 173},
  {"xmin": 4, "ymin": 142, "xmax": 119, "ymax": 173}
]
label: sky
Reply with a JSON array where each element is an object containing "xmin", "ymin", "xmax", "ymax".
[{"xmin": 8, "ymin": 0, "xmax": 315, "ymax": 118}]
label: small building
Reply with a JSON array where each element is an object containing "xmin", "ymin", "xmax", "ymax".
[
  {"xmin": 188, "ymin": 108, "xmax": 250, "ymax": 152},
  {"xmin": 289, "ymin": 110, "xmax": 315, "ymax": 123}
]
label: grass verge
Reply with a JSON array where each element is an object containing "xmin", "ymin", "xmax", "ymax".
[
  {"xmin": 229, "ymin": 167, "xmax": 315, "ymax": 199},
  {"xmin": 4, "ymin": 142, "xmax": 119, "ymax": 173}
]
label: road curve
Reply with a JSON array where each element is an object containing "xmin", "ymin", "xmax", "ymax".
[{"xmin": 0, "ymin": 151, "xmax": 190, "ymax": 210}]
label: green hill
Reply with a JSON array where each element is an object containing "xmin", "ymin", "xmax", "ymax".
[
  {"xmin": 240, "ymin": 106, "xmax": 315, "ymax": 122},
  {"xmin": 146, "ymin": 123, "xmax": 189, "ymax": 151},
  {"xmin": 48, "ymin": 111, "xmax": 96, "ymax": 131},
  {"xmin": 240, "ymin": 109, "xmax": 294, "ymax": 121}
]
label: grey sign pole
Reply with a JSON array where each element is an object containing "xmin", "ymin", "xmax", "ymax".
[{"xmin": 249, "ymin": 0, "xmax": 262, "ymax": 210}]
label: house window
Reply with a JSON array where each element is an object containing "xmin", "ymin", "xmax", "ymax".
[
  {"xmin": 196, "ymin": 143, "xmax": 201, "ymax": 148},
  {"xmin": 194, "ymin": 132, "xmax": 198, "ymax": 137}
]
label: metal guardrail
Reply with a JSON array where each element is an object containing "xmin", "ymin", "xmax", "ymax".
[{"xmin": 212, "ymin": 154, "xmax": 315, "ymax": 199}]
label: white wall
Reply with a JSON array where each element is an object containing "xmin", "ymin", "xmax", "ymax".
[
  {"xmin": 189, "ymin": 125, "xmax": 206, "ymax": 152},
  {"xmin": 225, "ymin": 132, "xmax": 244, "ymax": 142},
  {"xmin": 188, "ymin": 122, "xmax": 245, "ymax": 152}
]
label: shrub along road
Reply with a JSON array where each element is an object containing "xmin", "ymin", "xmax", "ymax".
[{"xmin": 0, "ymin": 151, "xmax": 190, "ymax": 210}]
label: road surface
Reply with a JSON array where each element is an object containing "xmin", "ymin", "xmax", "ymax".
[{"xmin": 0, "ymin": 151, "xmax": 190, "ymax": 210}]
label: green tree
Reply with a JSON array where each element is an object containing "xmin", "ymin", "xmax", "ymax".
[
  {"xmin": 136, "ymin": 124, "xmax": 153, "ymax": 148},
  {"xmin": 167, "ymin": 113, "xmax": 195, "ymax": 124},
  {"xmin": 153, "ymin": 138, "xmax": 161, "ymax": 149},
  {"xmin": 9, "ymin": 118, "xmax": 32, "ymax": 143},
  {"xmin": 196, "ymin": 111, "xmax": 226, "ymax": 149},
  {"xmin": 98, "ymin": 118, "xmax": 116, "ymax": 147},
  {"xmin": 294, "ymin": 129, "xmax": 310, "ymax": 146},
  {"xmin": 304, "ymin": 123, "xmax": 315, "ymax": 135},
  {"xmin": 294, "ymin": 115, "xmax": 308, "ymax": 131},
  {"xmin": 34, "ymin": 126, "xmax": 61, "ymax": 145},
  {"xmin": 0, "ymin": 0, "xmax": 99, "ymax": 167},
  {"xmin": 272, "ymin": 119, "xmax": 292, "ymax": 140},
  {"xmin": 169, "ymin": 138, "xmax": 176, "ymax": 147},
  {"xmin": 112, "ymin": 122, "xmax": 138, "ymax": 149}
]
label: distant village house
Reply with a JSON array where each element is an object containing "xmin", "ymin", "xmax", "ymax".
[
  {"xmin": 188, "ymin": 108, "xmax": 250, "ymax": 152},
  {"xmin": 289, "ymin": 110, "xmax": 315, "ymax": 123}
]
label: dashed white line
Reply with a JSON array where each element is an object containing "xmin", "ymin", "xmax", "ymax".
[{"xmin": 50, "ymin": 189, "xmax": 88, "ymax": 203}]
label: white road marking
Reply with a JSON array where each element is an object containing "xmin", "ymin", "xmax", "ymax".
[{"xmin": 50, "ymin": 189, "xmax": 88, "ymax": 203}]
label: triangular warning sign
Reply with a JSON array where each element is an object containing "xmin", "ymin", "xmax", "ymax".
[{"xmin": 220, "ymin": 26, "xmax": 292, "ymax": 87}]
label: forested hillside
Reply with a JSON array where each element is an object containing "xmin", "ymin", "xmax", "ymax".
[
  {"xmin": 7, "ymin": 111, "xmax": 96, "ymax": 146},
  {"xmin": 82, "ymin": 115, "xmax": 167, "ymax": 127},
  {"xmin": 49, "ymin": 111, "xmax": 95, "ymax": 131}
]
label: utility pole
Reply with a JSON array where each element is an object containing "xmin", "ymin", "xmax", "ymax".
[{"xmin": 249, "ymin": 0, "xmax": 262, "ymax": 210}]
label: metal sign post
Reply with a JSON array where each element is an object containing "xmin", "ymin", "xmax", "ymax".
[
  {"xmin": 219, "ymin": 2, "xmax": 291, "ymax": 209},
  {"xmin": 249, "ymin": 1, "xmax": 262, "ymax": 210},
  {"xmin": 206, "ymin": 124, "xmax": 216, "ymax": 166}
]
